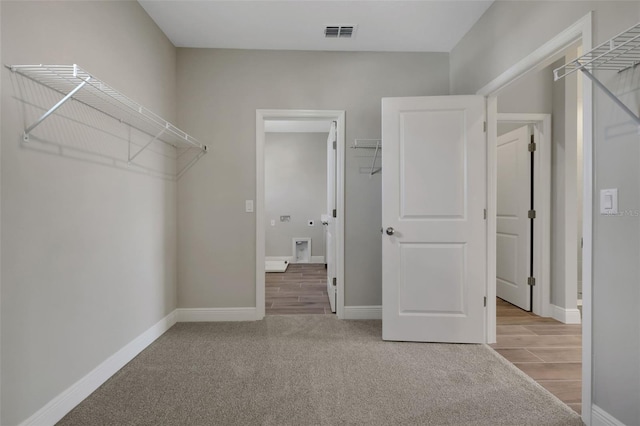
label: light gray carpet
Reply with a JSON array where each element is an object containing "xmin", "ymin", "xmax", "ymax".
[{"xmin": 58, "ymin": 315, "xmax": 583, "ymax": 425}]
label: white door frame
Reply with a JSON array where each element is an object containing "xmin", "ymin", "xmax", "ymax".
[
  {"xmin": 478, "ymin": 12, "xmax": 593, "ymax": 424},
  {"xmin": 255, "ymin": 109, "xmax": 346, "ymax": 319},
  {"xmin": 497, "ymin": 114, "xmax": 552, "ymax": 318}
]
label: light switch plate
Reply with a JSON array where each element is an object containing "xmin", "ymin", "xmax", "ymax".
[
  {"xmin": 600, "ymin": 189, "xmax": 618, "ymax": 215},
  {"xmin": 245, "ymin": 200, "xmax": 254, "ymax": 213}
]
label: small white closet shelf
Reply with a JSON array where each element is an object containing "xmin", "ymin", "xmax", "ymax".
[
  {"xmin": 351, "ymin": 139, "xmax": 381, "ymax": 175},
  {"xmin": 553, "ymin": 23, "xmax": 640, "ymax": 126},
  {"xmin": 7, "ymin": 64, "xmax": 207, "ymax": 158}
]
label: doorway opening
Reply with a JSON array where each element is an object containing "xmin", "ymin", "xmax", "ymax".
[
  {"xmin": 483, "ymin": 18, "xmax": 589, "ymax": 419},
  {"xmin": 256, "ymin": 110, "xmax": 346, "ymax": 319}
]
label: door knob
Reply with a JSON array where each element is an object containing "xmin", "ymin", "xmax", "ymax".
[{"xmin": 386, "ymin": 227, "xmax": 395, "ymax": 236}]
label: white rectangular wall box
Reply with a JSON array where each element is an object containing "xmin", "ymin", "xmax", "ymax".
[{"xmin": 600, "ymin": 188, "xmax": 618, "ymax": 215}]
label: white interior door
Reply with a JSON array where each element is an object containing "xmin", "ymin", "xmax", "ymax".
[
  {"xmin": 325, "ymin": 121, "xmax": 337, "ymax": 313},
  {"xmin": 382, "ymin": 95, "xmax": 486, "ymax": 343},
  {"xmin": 496, "ymin": 125, "xmax": 532, "ymax": 311}
]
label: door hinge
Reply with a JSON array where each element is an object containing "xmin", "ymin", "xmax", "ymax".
[
  {"xmin": 483, "ymin": 209, "xmax": 487, "ymax": 219},
  {"xmin": 332, "ymin": 209, "xmax": 337, "ymax": 218},
  {"xmin": 527, "ymin": 276, "xmax": 536, "ymax": 286},
  {"xmin": 484, "ymin": 296, "xmax": 487, "ymax": 307},
  {"xmin": 528, "ymin": 209, "xmax": 536, "ymax": 219},
  {"xmin": 528, "ymin": 135, "xmax": 536, "ymax": 152},
  {"xmin": 483, "ymin": 121, "xmax": 487, "ymax": 132},
  {"xmin": 333, "ymin": 140, "xmax": 337, "ymax": 150},
  {"xmin": 332, "ymin": 277, "xmax": 337, "ymax": 286}
]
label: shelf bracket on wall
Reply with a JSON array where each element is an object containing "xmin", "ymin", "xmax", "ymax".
[
  {"xmin": 129, "ymin": 126, "xmax": 166, "ymax": 164},
  {"xmin": 351, "ymin": 139, "xmax": 382, "ymax": 176},
  {"xmin": 553, "ymin": 22, "xmax": 640, "ymax": 127},
  {"xmin": 16, "ymin": 64, "xmax": 92, "ymax": 142}
]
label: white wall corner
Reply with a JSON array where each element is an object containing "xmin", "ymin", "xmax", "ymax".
[
  {"xmin": 592, "ymin": 404, "xmax": 626, "ymax": 426},
  {"xmin": 343, "ymin": 306, "xmax": 382, "ymax": 320},
  {"xmin": 19, "ymin": 310, "xmax": 178, "ymax": 426},
  {"xmin": 551, "ymin": 304, "xmax": 582, "ymax": 324},
  {"xmin": 176, "ymin": 307, "xmax": 257, "ymax": 322}
]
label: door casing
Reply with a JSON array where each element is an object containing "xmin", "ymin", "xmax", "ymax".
[{"xmin": 477, "ymin": 12, "xmax": 593, "ymax": 425}]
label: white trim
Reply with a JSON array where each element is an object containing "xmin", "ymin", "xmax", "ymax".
[
  {"xmin": 19, "ymin": 311, "xmax": 177, "ymax": 426},
  {"xmin": 486, "ymin": 97, "xmax": 497, "ymax": 344},
  {"xmin": 479, "ymin": 12, "xmax": 593, "ymax": 424},
  {"xmin": 266, "ymin": 256, "xmax": 294, "ymax": 263},
  {"xmin": 592, "ymin": 405, "xmax": 626, "ymax": 426},
  {"xmin": 343, "ymin": 306, "xmax": 382, "ymax": 320},
  {"xmin": 267, "ymin": 255, "xmax": 326, "ymax": 264},
  {"xmin": 497, "ymin": 113, "xmax": 552, "ymax": 319},
  {"xmin": 477, "ymin": 15, "xmax": 591, "ymax": 97},
  {"xmin": 256, "ymin": 109, "xmax": 346, "ymax": 320},
  {"xmin": 580, "ymin": 15, "xmax": 594, "ymax": 426},
  {"xmin": 176, "ymin": 308, "xmax": 257, "ymax": 322},
  {"xmin": 550, "ymin": 304, "xmax": 582, "ymax": 325}
]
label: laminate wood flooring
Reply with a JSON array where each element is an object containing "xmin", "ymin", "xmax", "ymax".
[
  {"xmin": 266, "ymin": 263, "xmax": 332, "ymax": 315},
  {"xmin": 492, "ymin": 298, "xmax": 583, "ymax": 414}
]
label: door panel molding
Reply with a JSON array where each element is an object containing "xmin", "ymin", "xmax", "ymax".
[{"xmin": 382, "ymin": 95, "xmax": 486, "ymax": 344}]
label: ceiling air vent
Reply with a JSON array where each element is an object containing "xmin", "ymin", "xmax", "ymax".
[{"xmin": 324, "ymin": 25, "xmax": 356, "ymax": 38}]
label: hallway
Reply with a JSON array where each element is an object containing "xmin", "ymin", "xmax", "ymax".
[
  {"xmin": 265, "ymin": 264, "xmax": 332, "ymax": 315},
  {"xmin": 492, "ymin": 298, "xmax": 582, "ymax": 414}
]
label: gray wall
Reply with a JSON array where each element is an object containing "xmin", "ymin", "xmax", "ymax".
[
  {"xmin": 1, "ymin": 1, "xmax": 178, "ymax": 424},
  {"xmin": 265, "ymin": 132, "xmax": 327, "ymax": 259},
  {"xmin": 451, "ymin": 2, "xmax": 640, "ymax": 423},
  {"xmin": 176, "ymin": 49, "xmax": 449, "ymax": 309}
]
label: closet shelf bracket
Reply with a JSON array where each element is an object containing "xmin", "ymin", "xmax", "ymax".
[
  {"xmin": 20, "ymin": 66, "xmax": 92, "ymax": 142},
  {"xmin": 129, "ymin": 127, "xmax": 166, "ymax": 164},
  {"xmin": 553, "ymin": 22, "xmax": 640, "ymax": 127}
]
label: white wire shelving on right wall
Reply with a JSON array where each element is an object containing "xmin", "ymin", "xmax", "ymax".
[{"xmin": 554, "ymin": 22, "xmax": 640, "ymax": 126}]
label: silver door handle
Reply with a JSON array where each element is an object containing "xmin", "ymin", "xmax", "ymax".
[{"xmin": 386, "ymin": 227, "xmax": 395, "ymax": 236}]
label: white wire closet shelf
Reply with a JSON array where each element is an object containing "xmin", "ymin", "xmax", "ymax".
[
  {"xmin": 553, "ymin": 22, "xmax": 640, "ymax": 126},
  {"xmin": 7, "ymin": 64, "xmax": 208, "ymax": 154},
  {"xmin": 351, "ymin": 139, "xmax": 381, "ymax": 175}
]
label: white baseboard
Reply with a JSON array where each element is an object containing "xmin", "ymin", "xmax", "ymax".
[
  {"xmin": 266, "ymin": 256, "xmax": 294, "ymax": 263},
  {"xmin": 343, "ymin": 305, "xmax": 382, "ymax": 320},
  {"xmin": 176, "ymin": 307, "xmax": 257, "ymax": 322},
  {"xmin": 265, "ymin": 256, "xmax": 325, "ymax": 264},
  {"xmin": 551, "ymin": 304, "xmax": 582, "ymax": 324},
  {"xmin": 592, "ymin": 404, "xmax": 625, "ymax": 426},
  {"xmin": 20, "ymin": 311, "xmax": 177, "ymax": 426}
]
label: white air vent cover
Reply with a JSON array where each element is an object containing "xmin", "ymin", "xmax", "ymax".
[{"xmin": 324, "ymin": 25, "xmax": 356, "ymax": 38}]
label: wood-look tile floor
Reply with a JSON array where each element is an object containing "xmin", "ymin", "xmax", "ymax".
[
  {"xmin": 266, "ymin": 263, "xmax": 332, "ymax": 315},
  {"xmin": 492, "ymin": 298, "xmax": 582, "ymax": 414}
]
